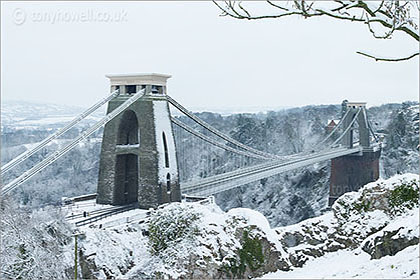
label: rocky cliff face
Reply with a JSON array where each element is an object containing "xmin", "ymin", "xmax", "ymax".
[
  {"xmin": 72, "ymin": 203, "xmax": 291, "ymax": 279},
  {"xmin": 70, "ymin": 174, "xmax": 418, "ymax": 279},
  {"xmin": 276, "ymin": 173, "xmax": 419, "ymax": 268}
]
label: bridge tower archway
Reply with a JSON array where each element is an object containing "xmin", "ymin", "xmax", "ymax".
[
  {"xmin": 114, "ymin": 153, "xmax": 139, "ymax": 205},
  {"xmin": 113, "ymin": 110, "xmax": 139, "ymax": 205},
  {"xmin": 117, "ymin": 110, "xmax": 139, "ymax": 145},
  {"xmin": 341, "ymin": 102, "xmax": 371, "ymax": 149},
  {"xmin": 96, "ymin": 73, "xmax": 181, "ymax": 209}
]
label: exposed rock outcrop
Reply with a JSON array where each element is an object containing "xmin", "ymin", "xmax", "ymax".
[
  {"xmin": 276, "ymin": 174, "xmax": 419, "ymax": 267},
  {"xmin": 361, "ymin": 206, "xmax": 419, "ymax": 259}
]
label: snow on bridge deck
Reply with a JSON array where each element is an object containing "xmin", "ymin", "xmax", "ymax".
[
  {"xmin": 63, "ymin": 199, "xmax": 148, "ymax": 229},
  {"xmin": 63, "ymin": 196, "xmax": 215, "ymax": 229}
]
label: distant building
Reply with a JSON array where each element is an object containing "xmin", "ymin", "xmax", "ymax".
[{"xmin": 326, "ymin": 119, "xmax": 340, "ymax": 133}]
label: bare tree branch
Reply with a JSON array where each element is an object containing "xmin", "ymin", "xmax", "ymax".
[
  {"xmin": 213, "ymin": 1, "xmax": 419, "ymax": 41},
  {"xmin": 266, "ymin": 0, "xmax": 289, "ymax": 12},
  {"xmin": 366, "ymin": 14, "xmax": 395, "ymax": 39},
  {"xmin": 213, "ymin": 0, "xmax": 311, "ymax": 20},
  {"xmin": 356, "ymin": 51, "xmax": 420, "ymax": 62},
  {"xmin": 238, "ymin": 1, "xmax": 251, "ymax": 18},
  {"xmin": 213, "ymin": 1, "xmax": 419, "ymax": 62},
  {"xmin": 373, "ymin": 0, "xmax": 385, "ymax": 14}
]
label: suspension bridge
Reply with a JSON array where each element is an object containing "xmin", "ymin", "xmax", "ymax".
[{"xmin": 1, "ymin": 73, "xmax": 381, "ymax": 217}]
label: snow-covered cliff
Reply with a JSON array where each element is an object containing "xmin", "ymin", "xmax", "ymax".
[{"xmin": 60, "ymin": 173, "xmax": 418, "ymax": 279}]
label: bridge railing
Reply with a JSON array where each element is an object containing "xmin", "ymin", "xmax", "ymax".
[{"xmin": 75, "ymin": 204, "xmax": 137, "ymax": 227}]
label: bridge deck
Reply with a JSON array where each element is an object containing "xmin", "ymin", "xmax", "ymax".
[{"xmin": 181, "ymin": 146, "xmax": 363, "ymax": 196}]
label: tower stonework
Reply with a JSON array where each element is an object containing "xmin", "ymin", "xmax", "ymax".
[
  {"xmin": 96, "ymin": 73, "xmax": 181, "ymax": 208},
  {"xmin": 329, "ymin": 150, "xmax": 381, "ymax": 206},
  {"xmin": 329, "ymin": 102, "xmax": 381, "ymax": 206}
]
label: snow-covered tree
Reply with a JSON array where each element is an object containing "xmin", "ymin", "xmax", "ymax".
[
  {"xmin": 0, "ymin": 199, "xmax": 72, "ymax": 279},
  {"xmin": 214, "ymin": 1, "xmax": 419, "ymax": 61}
]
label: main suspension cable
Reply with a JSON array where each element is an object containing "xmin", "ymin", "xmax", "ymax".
[
  {"xmin": 330, "ymin": 107, "xmax": 362, "ymax": 147},
  {"xmin": 1, "ymin": 89, "xmax": 120, "ymax": 176},
  {"xmin": 315, "ymin": 108, "xmax": 351, "ymax": 149},
  {"xmin": 1, "ymin": 90, "xmax": 145, "ymax": 196},
  {"xmin": 166, "ymin": 95, "xmax": 278, "ymax": 159},
  {"xmin": 171, "ymin": 117, "xmax": 269, "ymax": 160}
]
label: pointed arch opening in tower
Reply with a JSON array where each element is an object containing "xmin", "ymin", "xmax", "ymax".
[
  {"xmin": 162, "ymin": 132, "xmax": 170, "ymax": 168},
  {"xmin": 117, "ymin": 110, "xmax": 139, "ymax": 145}
]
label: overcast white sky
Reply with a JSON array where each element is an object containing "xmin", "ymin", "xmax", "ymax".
[{"xmin": 1, "ymin": 1, "xmax": 419, "ymax": 111}]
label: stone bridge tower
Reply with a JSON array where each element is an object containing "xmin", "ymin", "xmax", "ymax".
[
  {"xmin": 96, "ymin": 73, "xmax": 181, "ymax": 209},
  {"xmin": 329, "ymin": 102, "xmax": 381, "ymax": 206}
]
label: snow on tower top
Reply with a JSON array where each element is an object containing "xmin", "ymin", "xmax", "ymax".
[
  {"xmin": 106, "ymin": 73, "xmax": 171, "ymax": 86},
  {"xmin": 106, "ymin": 73, "xmax": 171, "ymax": 95},
  {"xmin": 346, "ymin": 102, "xmax": 366, "ymax": 108}
]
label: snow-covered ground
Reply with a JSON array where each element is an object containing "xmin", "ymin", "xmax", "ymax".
[
  {"xmin": 260, "ymin": 244, "xmax": 419, "ymax": 279},
  {"xmin": 60, "ymin": 174, "xmax": 419, "ymax": 279}
]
